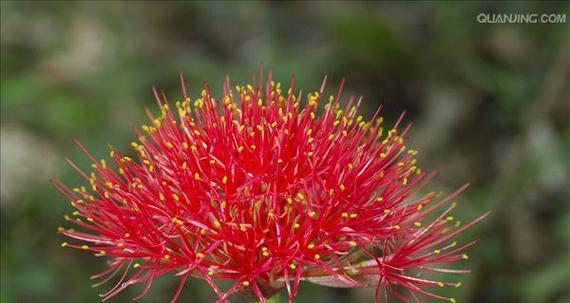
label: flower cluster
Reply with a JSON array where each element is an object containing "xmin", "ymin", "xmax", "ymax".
[{"xmin": 55, "ymin": 72, "xmax": 487, "ymax": 302}]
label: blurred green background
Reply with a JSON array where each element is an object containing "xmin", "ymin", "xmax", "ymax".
[{"xmin": 1, "ymin": 2, "xmax": 569, "ymax": 303}]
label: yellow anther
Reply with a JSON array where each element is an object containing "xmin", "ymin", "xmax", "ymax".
[
  {"xmin": 262, "ymin": 251, "xmax": 269, "ymax": 257},
  {"xmin": 414, "ymin": 222, "xmax": 422, "ymax": 227},
  {"xmin": 450, "ymin": 299, "xmax": 457, "ymax": 303},
  {"xmin": 384, "ymin": 209, "xmax": 391, "ymax": 214},
  {"xmin": 462, "ymin": 254, "xmax": 469, "ymax": 260},
  {"xmin": 293, "ymin": 223, "xmax": 300, "ymax": 229},
  {"xmin": 309, "ymin": 211, "xmax": 317, "ymax": 218},
  {"xmin": 307, "ymin": 244, "xmax": 315, "ymax": 249},
  {"xmin": 96, "ymin": 250, "xmax": 106, "ymax": 256},
  {"xmin": 196, "ymin": 253, "xmax": 205, "ymax": 258},
  {"xmin": 286, "ymin": 197, "xmax": 293, "ymax": 204},
  {"xmin": 159, "ymin": 193, "xmax": 165, "ymax": 201},
  {"xmin": 289, "ymin": 263, "xmax": 297, "ymax": 270},
  {"xmin": 434, "ymin": 249, "xmax": 441, "ymax": 254},
  {"xmin": 172, "ymin": 194, "xmax": 179, "ymax": 201},
  {"xmin": 57, "ymin": 227, "xmax": 65, "ymax": 233},
  {"xmin": 296, "ymin": 192, "xmax": 305, "ymax": 200},
  {"xmin": 124, "ymin": 233, "xmax": 130, "ymax": 238},
  {"xmin": 237, "ymin": 146, "xmax": 244, "ymax": 153},
  {"xmin": 222, "ymin": 176, "xmax": 228, "ymax": 184},
  {"xmin": 402, "ymin": 178, "xmax": 408, "ymax": 185},
  {"xmin": 341, "ymin": 212, "xmax": 349, "ymax": 218},
  {"xmin": 328, "ymin": 134, "xmax": 334, "ymax": 140},
  {"xmin": 165, "ymin": 142, "xmax": 174, "ymax": 149},
  {"xmin": 133, "ymin": 263, "xmax": 140, "ymax": 269},
  {"xmin": 86, "ymin": 217, "xmax": 94, "ymax": 222},
  {"xmin": 438, "ymin": 282, "xmax": 445, "ymax": 287},
  {"xmin": 339, "ymin": 184, "xmax": 346, "ymax": 192},
  {"xmin": 213, "ymin": 220, "xmax": 221, "ymax": 228},
  {"xmin": 81, "ymin": 245, "xmax": 89, "ymax": 250},
  {"xmin": 394, "ymin": 225, "xmax": 400, "ymax": 230},
  {"xmin": 349, "ymin": 241, "xmax": 357, "ymax": 247},
  {"xmin": 307, "ymin": 151, "xmax": 314, "ymax": 157},
  {"xmin": 61, "ymin": 242, "xmax": 68, "ymax": 248},
  {"xmin": 277, "ymin": 158, "xmax": 283, "ymax": 164},
  {"xmin": 117, "ymin": 243, "xmax": 124, "ymax": 247},
  {"xmin": 376, "ymin": 197, "xmax": 384, "ymax": 202},
  {"xmin": 446, "ymin": 216, "xmax": 454, "ymax": 222},
  {"xmin": 455, "ymin": 282, "xmax": 462, "ymax": 288},
  {"xmin": 314, "ymin": 254, "xmax": 321, "ymax": 260},
  {"xmin": 242, "ymin": 281, "xmax": 250, "ymax": 287},
  {"xmin": 380, "ymin": 153, "xmax": 387, "ymax": 158},
  {"xmin": 350, "ymin": 213, "xmax": 358, "ymax": 218},
  {"xmin": 417, "ymin": 204, "xmax": 424, "ymax": 211},
  {"xmin": 250, "ymin": 144, "xmax": 256, "ymax": 150}
]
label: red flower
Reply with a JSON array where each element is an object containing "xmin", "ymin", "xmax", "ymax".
[{"xmin": 54, "ymin": 72, "xmax": 488, "ymax": 303}]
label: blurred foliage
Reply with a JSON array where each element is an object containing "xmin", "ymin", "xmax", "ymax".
[{"xmin": 1, "ymin": 2, "xmax": 569, "ymax": 303}]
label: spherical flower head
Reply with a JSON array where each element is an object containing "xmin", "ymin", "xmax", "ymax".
[{"xmin": 54, "ymin": 72, "xmax": 488, "ymax": 303}]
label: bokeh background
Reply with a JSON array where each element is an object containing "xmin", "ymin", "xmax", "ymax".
[{"xmin": 1, "ymin": 2, "xmax": 569, "ymax": 303}]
